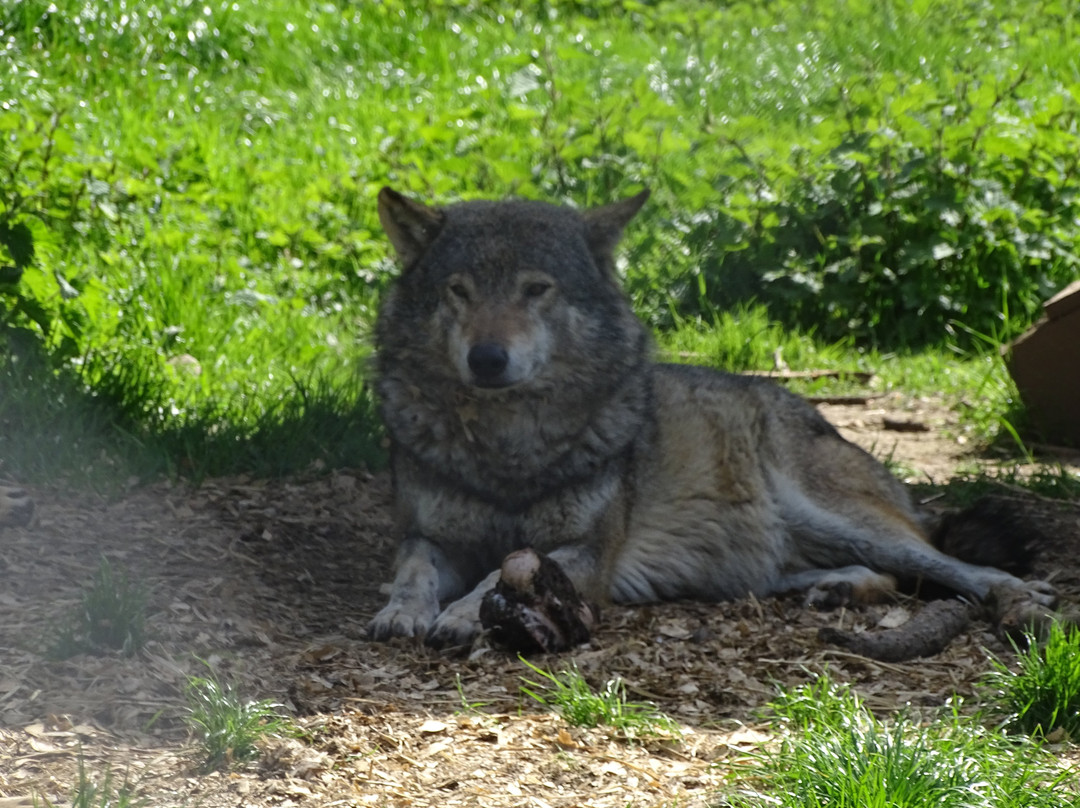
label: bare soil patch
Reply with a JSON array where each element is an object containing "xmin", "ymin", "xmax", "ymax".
[{"xmin": 1, "ymin": 393, "xmax": 1079, "ymax": 807}]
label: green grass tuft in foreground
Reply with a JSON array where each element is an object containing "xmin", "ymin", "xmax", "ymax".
[
  {"xmin": 722, "ymin": 674, "xmax": 1076, "ymax": 807},
  {"xmin": 185, "ymin": 665, "xmax": 295, "ymax": 772},
  {"xmin": 34, "ymin": 754, "xmax": 144, "ymax": 808},
  {"xmin": 520, "ymin": 658, "xmax": 681, "ymax": 741},
  {"xmin": 984, "ymin": 622, "xmax": 1080, "ymax": 740},
  {"xmin": 47, "ymin": 556, "xmax": 147, "ymax": 659}
]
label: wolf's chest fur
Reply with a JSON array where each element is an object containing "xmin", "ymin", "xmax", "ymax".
[
  {"xmin": 381, "ymin": 367, "xmax": 652, "ymax": 570},
  {"xmin": 380, "ymin": 355, "xmax": 653, "ymax": 509}
]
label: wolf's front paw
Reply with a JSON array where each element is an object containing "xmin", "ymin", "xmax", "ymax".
[
  {"xmin": 425, "ymin": 599, "xmax": 483, "ymax": 649},
  {"xmin": 368, "ymin": 595, "xmax": 440, "ymax": 641},
  {"xmin": 0, "ymin": 486, "xmax": 34, "ymax": 528}
]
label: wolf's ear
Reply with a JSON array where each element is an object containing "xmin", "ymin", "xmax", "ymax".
[
  {"xmin": 583, "ymin": 189, "xmax": 650, "ymax": 276},
  {"xmin": 377, "ymin": 187, "xmax": 446, "ymax": 269}
]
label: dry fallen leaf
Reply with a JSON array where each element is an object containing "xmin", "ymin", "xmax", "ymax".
[
  {"xmin": 556, "ymin": 728, "xmax": 578, "ymax": 748},
  {"xmin": 878, "ymin": 606, "xmax": 912, "ymax": 629},
  {"xmin": 418, "ymin": 719, "xmax": 450, "ymax": 735}
]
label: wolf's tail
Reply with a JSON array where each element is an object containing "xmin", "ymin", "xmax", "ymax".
[{"xmin": 929, "ymin": 495, "xmax": 1038, "ymax": 575}]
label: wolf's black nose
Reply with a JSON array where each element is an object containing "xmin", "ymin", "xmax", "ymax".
[{"xmin": 468, "ymin": 342, "xmax": 509, "ymax": 381}]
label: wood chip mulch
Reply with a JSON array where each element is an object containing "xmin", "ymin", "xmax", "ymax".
[{"xmin": 2, "ymin": 399, "xmax": 1079, "ymax": 806}]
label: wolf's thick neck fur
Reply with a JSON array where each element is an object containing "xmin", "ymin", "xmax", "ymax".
[{"xmin": 378, "ymin": 344, "xmax": 655, "ymax": 508}]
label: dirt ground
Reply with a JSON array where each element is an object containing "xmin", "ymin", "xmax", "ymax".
[{"xmin": 2, "ymin": 391, "xmax": 1079, "ymax": 807}]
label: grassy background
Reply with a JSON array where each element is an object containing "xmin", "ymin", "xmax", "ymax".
[{"xmin": 1, "ymin": 0, "xmax": 1079, "ymax": 484}]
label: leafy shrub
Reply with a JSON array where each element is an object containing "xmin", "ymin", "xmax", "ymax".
[
  {"xmin": 655, "ymin": 72, "xmax": 1080, "ymax": 349},
  {"xmin": 0, "ymin": 103, "xmax": 114, "ymax": 363}
]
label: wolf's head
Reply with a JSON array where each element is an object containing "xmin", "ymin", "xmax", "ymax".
[{"xmin": 376, "ymin": 188, "xmax": 649, "ymax": 392}]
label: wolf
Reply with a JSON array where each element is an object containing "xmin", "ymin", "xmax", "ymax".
[{"xmin": 367, "ymin": 187, "xmax": 1056, "ymax": 648}]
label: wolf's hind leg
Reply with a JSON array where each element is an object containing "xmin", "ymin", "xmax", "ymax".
[
  {"xmin": 778, "ymin": 565, "xmax": 898, "ymax": 608},
  {"xmin": 368, "ymin": 537, "xmax": 466, "ymax": 640},
  {"xmin": 779, "ymin": 470, "xmax": 1057, "ymax": 612},
  {"xmin": 800, "ymin": 506, "xmax": 1056, "ymax": 608}
]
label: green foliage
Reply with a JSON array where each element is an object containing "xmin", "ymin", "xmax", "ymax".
[
  {"xmin": 725, "ymin": 674, "xmax": 1076, "ymax": 807},
  {"xmin": 984, "ymin": 622, "xmax": 1080, "ymax": 739},
  {"xmin": 0, "ymin": 340, "xmax": 384, "ymax": 486},
  {"xmin": 185, "ymin": 664, "xmax": 295, "ymax": 771},
  {"xmin": 47, "ymin": 556, "xmax": 147, "ymax": 659},
  {"xmin": 913, "ymin": 465, "xmax": 1080, "ymax": 508},
  {"xmin": 764, "ymin": 673, "xmax": 864, "ymax": 735},
  {"xmin": 519, "ymin": 658, "xmax": 680, "ymax": 740},
  {"xmin": 34, "ymin": 754, "xmax": 144, "ymax": 808},
  {"xmin": 454, "ymin": 673, "xmax": 491, "ymax": 715},
  {"xmin": 2, "ymin": 0, "xmax": 1079, "ymax": 480},
  {"xmin": 669, "ymin": 71, "xmax": 1080, "ymax": 348},
  {"xmin": 658, "ymin": 304, "xmax": 855, "ymax": 373},
  {"xmin": 0, "ymin": 102, "xmax": 109, "ymax": 363}
]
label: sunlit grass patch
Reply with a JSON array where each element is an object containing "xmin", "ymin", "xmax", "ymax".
[
  {"xmin": 3, "ymin": 0, "xmax": 1079, "ymax": 482},
  {"xmin": 519, "ymin": 658, "xmax": 681, "ymax": 741},
  {"xmin": 723, "ymin": 674, "xmax": 1076, "ymax": 808},
  {"xmin": 0, "ymin": 347, "xmax": 384, "ymax": 486},
  {"xmin": 657, "ymin": 304, "xmax": 855, "ymax": 375},
  {"xmin": 984, "ymin": 621, "xmax": 1080, "ymax": 740},
  {"xmin": 185, "ymin": 665, "xmax": 296, "ymax": 771}
]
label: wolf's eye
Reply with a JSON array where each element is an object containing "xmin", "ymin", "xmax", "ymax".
[
  {"xmin": 523, "ymin": 281, "xmax": 552, "ymax": 299},
  {"xmin": 448, "ymin": 282, "xmax": 470, "ymax": 301}
]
